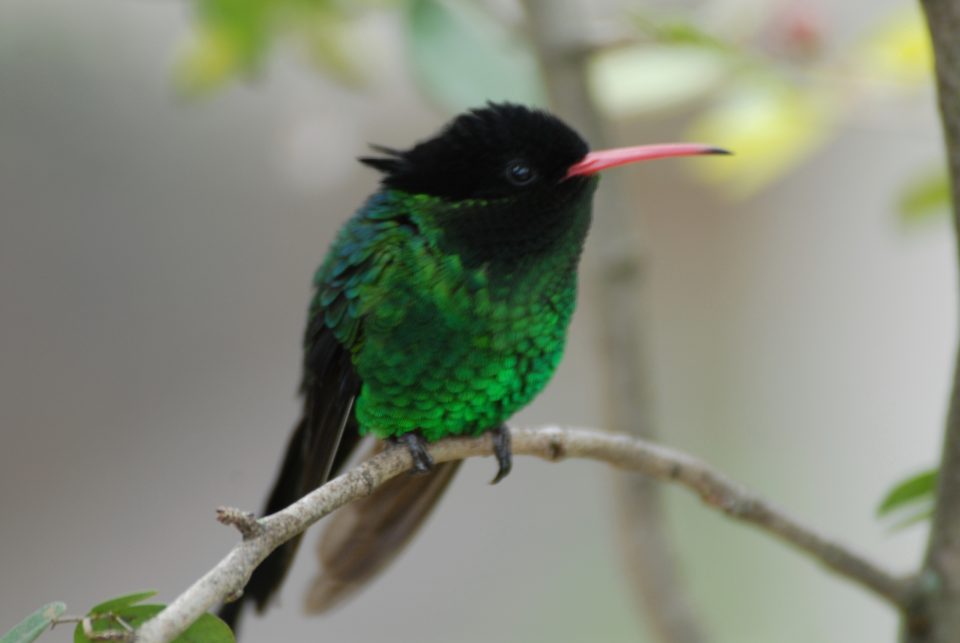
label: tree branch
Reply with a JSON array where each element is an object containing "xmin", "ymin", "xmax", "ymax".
[
  {"xmin": 135, "ymin": 426, "xmax": 912, "ymax": 643},
  {"xmin": 906, "ymin": 1, "xmax": 960, "ymax": 641}
]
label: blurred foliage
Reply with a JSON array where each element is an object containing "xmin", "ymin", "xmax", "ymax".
[
  {"xmin": 176, "ymin": 0, "xmax": 543, "ymax": 107},
  {"xmin": 0, "ymin": 603, "xmax": 65, "ymax": 643},
  {"xmin": 856, "ymin": 5, "xmax": 934, "ymax": 86},
  {"xmin": 175, "ymin": 0, "xmax": 380, "ymax": 93},
  {"xmin": 406, "ymin": 0, "xmax": 545, "ymax": 110},
  {"xmin": 688, "ymin": 78, "xmax": 832, "ymax": 197},
  {"xmin": 177, "ymin": 0, "xmax": 941, "ymax": 205},
  {"xmin": 899, "ymin": 168, "xmax": 951, "ymax": 224},
  {"xmin": 588, "ymin": 45, "xmax": 729, "ymax": 116},
  {"xmin": 73, "ymin": 592, "xmax": 234, "ymax": 643},
  {"xmin": 585, "ymin": 4, "xmax": 935, "ymax": 197},
  {"xmin": 633, "ymin": 14, "xmax": 737, "ymax": 55},
  {"xmin": 877, "ymin": 468, "xmax": 937, "ymax": 531}
]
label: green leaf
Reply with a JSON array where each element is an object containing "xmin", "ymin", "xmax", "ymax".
[
  {"xmin": 886, "ymin": 505, "xmax": 934, "ymax": 532},
  {"xmin": 87, "ymin": 591, "xmax": 158, "ymax": 615},
  {"xmin": 406, "ymin": 0, "xmax": 546, "ymax": 111},
  {"xmin": 899, "ymin": 168, "xmax": 950, "ymax": 224},
  {"xmin": 75, "ymin": 593, "xmax": 234, "ymax": 643},
  {"xmin": 877, "ymin": 468, "xmax": 937, "ymax": 517},
  {"xmin": 1, "ymin": 602, "xmax": 66, "ymax": 643},
  {"xmin": 170, "ymin": 612, "xmax": 235, "ymax": 643},
  {"xmin": 74, "ymin": 606, "xmax": 154, "ymax": 643}
]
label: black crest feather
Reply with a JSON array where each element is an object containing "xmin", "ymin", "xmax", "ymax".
[{"xmin": 359, "ymin": 102, "xmax": 589, "ymax": 200}]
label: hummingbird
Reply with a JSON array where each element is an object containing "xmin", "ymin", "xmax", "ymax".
[{"xmin": 218, "ymin": 103, "xmax": 727, "ymax": 631}]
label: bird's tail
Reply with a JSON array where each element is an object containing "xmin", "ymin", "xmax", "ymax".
[{"xmin": 304, "ymin": 440, "xmax": 462, "ymax": 613}]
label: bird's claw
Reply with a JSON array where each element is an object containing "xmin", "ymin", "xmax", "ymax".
[
  {"xmin": 397, "ymin": 431, "xmax": 434, "ymax": 474},
  {"xmin": 490, "ymin": 425, "xmax": 512, "ymax": 484}
]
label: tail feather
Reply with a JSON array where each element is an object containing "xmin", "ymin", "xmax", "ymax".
[{"xmin": 304, "ymin": 447, "xmax": 461, "ymax": 613}]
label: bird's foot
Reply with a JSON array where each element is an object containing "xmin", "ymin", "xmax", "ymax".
[
  {"xmin": 490, "ymin": 424, "xmax": 512, "ymax": 485},
  {"xmin": 395, "ymin": 431, "xmax": 434, "ymax": 474}
]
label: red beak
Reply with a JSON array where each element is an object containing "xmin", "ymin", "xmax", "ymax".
[{"xmin": 566, "ymin": 143, "xmax": 731, "ymax": 178}]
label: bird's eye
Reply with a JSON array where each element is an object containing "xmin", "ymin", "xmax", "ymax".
[{"xmin": 505, "ymin": 160, "xmax": 536, "ymax": 186}]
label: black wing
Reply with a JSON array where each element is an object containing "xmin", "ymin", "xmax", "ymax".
[{"xmin": 221, "ymin": 210, "xmax": 463, "ymax": 631}]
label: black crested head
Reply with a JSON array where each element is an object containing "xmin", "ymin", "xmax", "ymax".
[{"xmin": 360, "ymin": 103, "xmax": 590, "ymax": 201}]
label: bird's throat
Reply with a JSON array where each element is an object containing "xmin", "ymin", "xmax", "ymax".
[{"xmin": 422, "ymin": 176, "xmax": 598, "ymax": 281}]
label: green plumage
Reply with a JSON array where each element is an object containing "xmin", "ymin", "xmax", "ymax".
[{"xmin": 312, "ymin": 184, "xmax": 597, "ymax": 441}]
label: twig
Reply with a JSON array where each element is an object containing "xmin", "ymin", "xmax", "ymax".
[
  {"xmin": 83, "ymin": 613, "xmax": 135, "ymax": 641},
  {"xmin": 215, "ymin": 507, "xmax": 263, "ymax": 540},
  {"xmin": 136, "ymin": 426, "xmax": 911, "ymax": 643},
  {"xmin": 905, "ymin": 2, "xmax": 960, "ymax": 641},
  {"xmin": 50, "ymin": 613, "xmax": 136, "ymax": 641}
]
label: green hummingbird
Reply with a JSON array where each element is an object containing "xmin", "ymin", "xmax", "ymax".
[{"xmin": 219, "ymin": 103, "xmax": 727, "ymax": 630}]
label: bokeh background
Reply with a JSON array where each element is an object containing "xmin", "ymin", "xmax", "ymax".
[{"xmin": 0, "ymin": 0, "xmax": 951, "ymax": 641}]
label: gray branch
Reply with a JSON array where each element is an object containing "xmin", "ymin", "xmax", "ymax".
[
  {"xmin": 906, "ymin": 1, "xmax": 960, "ymax": 641},
  {"xmin": 135, "ymin": 426, "xmax": 911, "ymax": 643}
]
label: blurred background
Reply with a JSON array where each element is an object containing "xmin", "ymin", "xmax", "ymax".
[{"xmin": 0, "ymin": 0, "xmax": 951, "ymax": 641}]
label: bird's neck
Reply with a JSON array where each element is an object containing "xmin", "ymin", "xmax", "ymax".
[{"xmin": 394, "ymin": 178, "xmax": 598, "ymax": 288}]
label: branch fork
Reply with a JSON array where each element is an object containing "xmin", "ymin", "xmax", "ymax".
[{"xmin": 215, "ymin": 508, "xmax": 263, "ymax": 540}]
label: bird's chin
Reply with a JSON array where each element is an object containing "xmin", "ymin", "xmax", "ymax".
[{"xmin": 548, "ymin": 173, "xmax": 599, "ymax": 203}]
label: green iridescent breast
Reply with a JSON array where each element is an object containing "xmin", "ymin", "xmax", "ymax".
[{"xmin": 312, "ymin": 188, "xmax": 592, "ymax": 441}]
